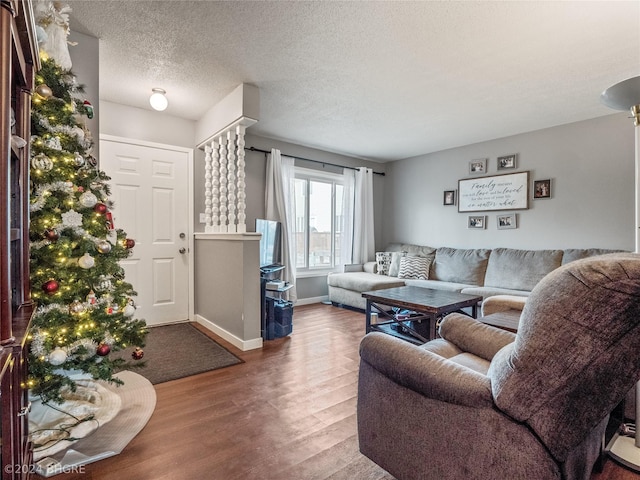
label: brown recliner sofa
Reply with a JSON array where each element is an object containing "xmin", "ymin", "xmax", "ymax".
[{"xmin": 357, "ymin": 253, "xmax": 640, "ymax": 480}]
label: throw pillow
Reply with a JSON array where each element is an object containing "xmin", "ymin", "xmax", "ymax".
[
  {"xmin": 398, "ymin": 255, "xmax": 431, "ymax": 280},
  {"xmin": 388, "ymin": 251, "xmax": 407, "ymax": 277},
  {"xmin": 375, "ymin": 252, "xmax": 393, "ymax": 275}
]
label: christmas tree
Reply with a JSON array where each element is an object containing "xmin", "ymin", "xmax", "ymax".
[{"xmin": 28, "ymin": 56, "xmax": 147, "ymax": 403}]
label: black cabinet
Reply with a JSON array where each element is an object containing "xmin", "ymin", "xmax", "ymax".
[{"xmin": 259, "ymin": 265, "xmax": 293, "ymax": 340}]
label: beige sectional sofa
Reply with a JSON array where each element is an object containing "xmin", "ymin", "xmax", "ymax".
[{"xmin": 327, "ymin": 243, "xmax": 621, "ymax": 310}]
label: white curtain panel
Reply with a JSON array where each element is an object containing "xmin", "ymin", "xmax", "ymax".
[
  {"xmin": 353, "ymin": 167, "xmax": 375, "ymax": 264},
  {"xmin": 340, "ymin": 168, "xmax": 356, "ymax": 268},
  {"xmin": 265, "ymin": 149, "xmax": 297, "ymax": 302}
]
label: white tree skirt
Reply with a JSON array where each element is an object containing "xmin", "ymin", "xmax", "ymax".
[{"xmin": 29, "ymin": 371, "xmax": 156, "ymax": 477}]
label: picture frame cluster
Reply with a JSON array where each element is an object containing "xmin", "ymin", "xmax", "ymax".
[{"xmin": 442, "ymin": 152, "xmax": 554, "ymax": 230}]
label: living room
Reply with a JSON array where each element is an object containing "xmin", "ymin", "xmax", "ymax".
[
  {"xmin": 3, "ymin": 1, "xmax": 640, "ymax": 479},
  {"xmin": 68, "ymin": 2, "xmax": 637, "ymax": 311}
]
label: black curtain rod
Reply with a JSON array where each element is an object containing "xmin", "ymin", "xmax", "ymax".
[{"xmin": 245, "ymin": 146, "xmax": 385, "ymax": 176}]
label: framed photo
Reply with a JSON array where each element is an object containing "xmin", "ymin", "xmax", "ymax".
[
  {"xmin": 534, "ymin": 179, "xmax": 551, "ymax": 199},
  {"xmin": 468, "ymin": 158, "xmax": 487, "ymax": 175},
  {"xmin": 497, "ymin": 154, "xmax": 517, "ymax": 170},
  {"xmin": 443, "ymin": 190, "xmax": 456, "ymax": 206},
  {"xmin": 458, "ymin": 171, "xmax": 529, "ymax": 212},
  {"xmin": 468, "ymin": 215, "xmax": 486, "ymax": 229},
  {"xmin": 497, "ymin": 213, "xmax": 517, "ymax": 230}
]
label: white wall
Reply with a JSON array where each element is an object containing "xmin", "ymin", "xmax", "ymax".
[
  {"xmin": 383, "ymin": 113, "xmax": 634, "ymax": 251},
  {"xmin": 99, "ymin": 101, "xmax": 196, "ymax": 148}
]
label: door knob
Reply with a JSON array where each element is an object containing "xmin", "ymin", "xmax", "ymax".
[{"xmin": 179, "ymin": 248, "xmax": 186, "ymax": 254}]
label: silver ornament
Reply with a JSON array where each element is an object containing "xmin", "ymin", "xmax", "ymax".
[
  {"xmin": 79, "ymin": 191, "xmax": 98, "ymax": 208},
  {"xmin": 74, "ymin": 152, "xmax": 85, "ymax": 167},
  {"xmin": 69, "ymin": 300, "xmax": 86, "ymax": 314},
  {"xmin": 96, "ymin": 240, "xmax": 112, "ymax": 254}
]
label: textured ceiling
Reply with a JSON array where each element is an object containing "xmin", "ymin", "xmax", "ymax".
[{"xmin": 65, "ymin": 0, "xmax": 640, "ymax": 162}]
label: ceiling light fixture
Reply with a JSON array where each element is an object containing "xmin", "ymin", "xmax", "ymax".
[{"xmin": 149, "ymin": 88, "xmax": 168, "ymax": 111}]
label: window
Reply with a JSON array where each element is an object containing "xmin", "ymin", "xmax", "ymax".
[{"xmin": 293, "ymin": 168, "xmax": 352, "ymax": 273}]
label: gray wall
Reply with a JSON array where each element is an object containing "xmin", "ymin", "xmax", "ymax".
[
  {"xmin": 383, "ymin": 113, "xmax": 634, "ymax": 251},
  {"xmin": 68, "ymin": 31, "xmax": 99, "ymax": 158}
]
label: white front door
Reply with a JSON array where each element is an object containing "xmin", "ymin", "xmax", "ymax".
[{"xmin": 100, "ymin": 136, "xmax": 193, "ymax": 326}]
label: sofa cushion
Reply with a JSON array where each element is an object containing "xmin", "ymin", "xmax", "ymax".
[
  {"xmin": 484, "ymin": 248, "xmax": 562, "ymax": 291},
  {"xmin": 398, "ymin": 255, "xmax": 431, "ymax": 280},
  {"xmin": 389, "ymin": 251, "xmax": 406, "ymax": 277},
  {"xmin": 327, "ymin": 272, "xmax": 405, "ymax": 291},
  {"xmin": 404, "ymin": 278, "xmax": 475, "ymax": 292},
  {"xmin": 562, "ymin": 248, "xmax": 625, "ymax": 265},
  {"xmin": 461, "ymin": 286, "xmax": 531, "ymax": 299},
  {"xmin": 430, "ymin": 247, "xmax": 490, "ymax": 286}
]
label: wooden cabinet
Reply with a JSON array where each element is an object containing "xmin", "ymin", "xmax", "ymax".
[{"xmin": 1, "ymin": 0, "xmax": 39, "ymax": 477}]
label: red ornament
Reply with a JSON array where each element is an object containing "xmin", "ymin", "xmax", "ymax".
[
  {"xmin": 124, "ymin": 238, "xmax": 136, "ymax": 249},
  {"xmin": 131, "ymin": 347, "xmax": 144, "ymax": 360},
  {"xmin": 94, "ymin": 203, "xmax": 108, "ymax": 214},
  {"xmin": 44, "ymin": 229, "xmax": 59, "ymax": 241},
  {"xmin": 96, "ymin": 344, "xmax": 111, "ymax": 356},
  {"xmin": 42, "ymin": 279, "xmax": 59, "ymax": 294}
]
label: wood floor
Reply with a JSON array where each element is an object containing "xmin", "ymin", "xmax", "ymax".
[{"xmin": 40, "ymin": 303, "xmax": 639, "ymax": 480}]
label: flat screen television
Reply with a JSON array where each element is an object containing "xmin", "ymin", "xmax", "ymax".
[{"xmin": 256, "ymin": 219, "xmax": 282, "ymax": 267}]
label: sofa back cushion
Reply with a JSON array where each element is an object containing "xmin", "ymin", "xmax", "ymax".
[
  {"xmin": 484, "ymin": 248, "xmax": 562, "ymax": 291},
  {"xmin": 430, "ymin": 247, "xmax": 490, "ymax": 285},
  {"xmin": 562, "ymin": 248, "xmax": 626, "ymax": 265}
]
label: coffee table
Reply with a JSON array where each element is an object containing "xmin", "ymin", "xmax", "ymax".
[{"xmin": 362, "ymin": 286, "xmax": 483, "ymax": 344}]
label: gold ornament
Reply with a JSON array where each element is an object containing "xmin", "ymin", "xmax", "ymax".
[{"xmin": 35, "ymin": 84, "xmax": 53, "ymax": 100}]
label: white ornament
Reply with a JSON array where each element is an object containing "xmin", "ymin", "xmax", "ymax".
[
  {"xmin": 77, "ymin": 252, "xmax": 95, "ymax": 269},
  {"xmin": 31, "ymin": 153, "xmax": 53, "ymax": 171},
  {"xmin": 123, "ymin": 304, "xmax": 136, "ymax": 317},
  {"xmin": 48, "ymin": 348, "xmax": 68, "ymax": 366},
  {"xmin": 61, "ymin": 209, "xmax": 83, "ymax": 227},
  {"xmin": 44, "ymin": 136, "xmax": 62, "ymax": 150},
  {"xmin": 95, "ymin": 276, "xmax": 112, "ymax": 292},
  {"xmin": 78, "ymin": 191, "xmax": 97, "ymax": 208}
]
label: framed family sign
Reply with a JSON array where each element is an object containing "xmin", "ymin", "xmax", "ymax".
[{"xmin": 458, "ymin": 171, "xmax": 529, "ymax": 212}]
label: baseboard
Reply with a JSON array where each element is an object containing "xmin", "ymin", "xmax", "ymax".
[
  {"xmin": 195, "ymin": 314, "xmax": 263, "ymax": 351},
  {"xmin": 296, "ymin": 295, "xmax": 329, "ymax": 306}
]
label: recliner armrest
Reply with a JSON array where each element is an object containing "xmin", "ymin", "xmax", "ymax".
[
  {"xmin": 439, "ymin": 313, "xmax": 516, "ymax": 361},
  {"xmin": 359, "ymin": 332, "xmax": 494, "ymax": 408}
]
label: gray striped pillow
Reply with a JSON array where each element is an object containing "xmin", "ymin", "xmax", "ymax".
[{"xmin": 398, "ymin": 255, "xmax": 431, "ymax": 280}]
